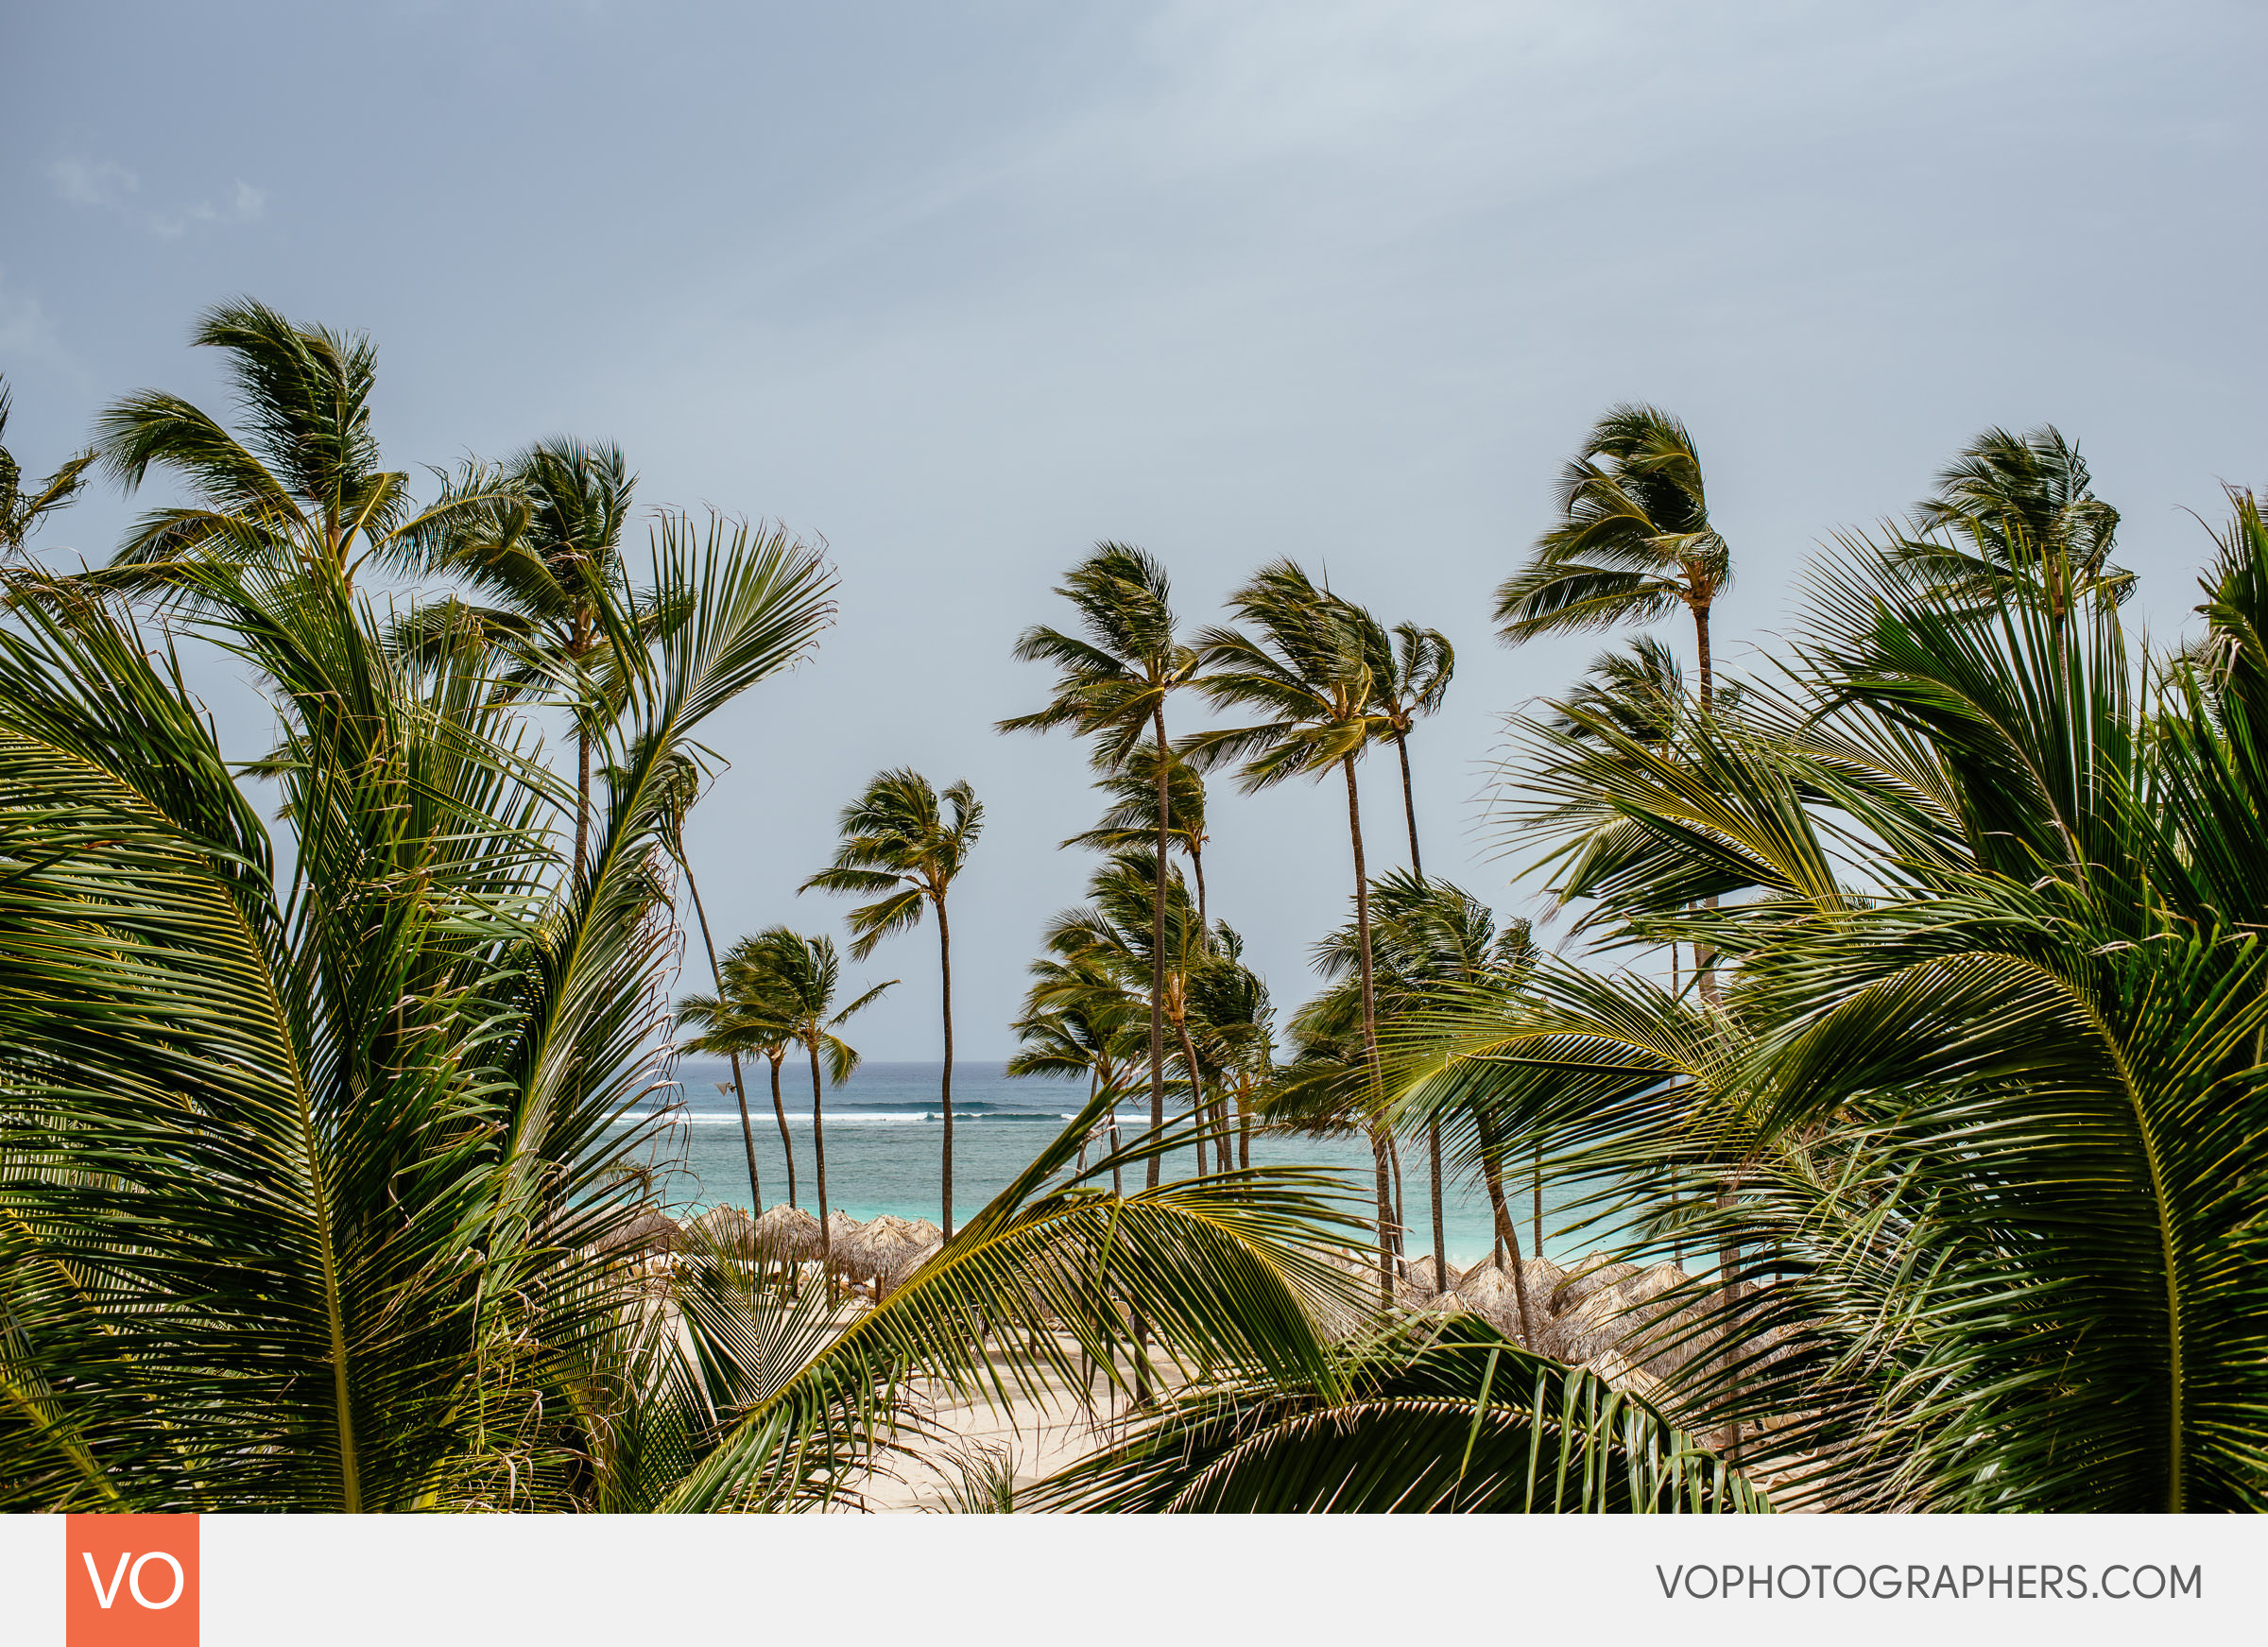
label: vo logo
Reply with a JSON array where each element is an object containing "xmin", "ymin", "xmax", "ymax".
[{"xmin": 65, "ymin": 1516, "xmax": 198, "ymax": 1646}]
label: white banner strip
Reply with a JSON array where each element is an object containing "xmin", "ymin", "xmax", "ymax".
[{"xmin": 3, "ymin": 1513, "xmax": 2260, "ymax": 1646}]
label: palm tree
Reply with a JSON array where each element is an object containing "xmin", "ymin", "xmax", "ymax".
[
  {"xmin": 1402, "ymin": 489, "xmax": 2268, "ymax": 1510},
  {"xmin": 801, "ymin": 770, "xmax": 985, "ymax": 1238},
  {"xmin": 415, "ymin": 438, "xmax": 652, "ymax": 875},
  {"xmin": 0, "ymin": 478, "xmax": 837, "ymax": 1510},
  {"xmin": 1042, "ymin": 851, "xmax": 1215, "ymax": 1175},
  {"xmin": 1185, "ymin": 924, "xmax": 1274, "ymax": 1173},
  {"xmin": 1896, "ymin": 422, "xmax": 2131, "ymax": 634},
  {"xmin": 91, "ymin": 297, "xmax": 502, "ymax": 592},
  {"xmin": 1358, "ymin": 619, "xmax": 1456, "ymax": 1278},
  {"xmin": 1061, "ymin": 739, "xmax": 1211, "ymax": 927},
  {"xmin": 0, "ymin": 377, "xmax": 95, "ymax": 556},
  {"xmin": 730, "ymin": 928, "xmax": 896, "ymax": 1285},
  {"xmin": 1367, "ymin": 622, "xmax": 1453, "ymax": 874},
  {"xmin": 1192, "ymin": 559, "xmax": 1399, "ymax": 1300},
  {"xmin": 677, "ymin": 942, "xmax": 799, "ymax": 1212},
  {"xmin": 1000, "ymin": 543, "xmax": 1204, "ymax": 1187},
  {"xmin": 1496, "ymin": 403, "xmax": 1729, "ymax": 708},
  {"xmin": 1028, "ymin": 1315, "xmax": 1762, "ymax": 1513},
  {"xmin": 1302, "ymin": 870, "xmax": 1537, "ymax": 1327},
  {"xmin": 1499, "ymin": 403, "xmax": 1730, "ymax": 1007},
  {"xmin": 1012, "ymin": 949, "xmax": 1150, "ymax": 1193}
]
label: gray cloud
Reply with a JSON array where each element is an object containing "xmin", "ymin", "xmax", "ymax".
[
  {"xmin": 51, "ymin": 153, "xmax": 264, "ymax": 237},
  {"xmin": 49, "ymin": 156, "xmax": 138, "ymax": 208}
]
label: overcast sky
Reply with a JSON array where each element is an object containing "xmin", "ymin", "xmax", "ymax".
[{"xmin": 5, "ymin": 1, "xmax": 2263, "ymax": 1058}]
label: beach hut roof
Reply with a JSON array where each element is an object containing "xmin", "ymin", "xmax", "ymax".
[
  {"xmin": 751, "ymin": 1203, "xmax": 821, "ymax": 1261},
  {"xmin": 595, "ymin": 1208, "xmax": 682, "ymax": 1259}
]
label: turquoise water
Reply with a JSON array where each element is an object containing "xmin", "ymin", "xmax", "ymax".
[{"xmin": 627, "ymin": 1058, "xmax": 1586, "ymax": 1266}]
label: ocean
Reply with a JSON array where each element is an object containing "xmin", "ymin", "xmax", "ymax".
[{"xmin": 622, "ymin": 1058, "xmax": 1590, "ymax": 1266}]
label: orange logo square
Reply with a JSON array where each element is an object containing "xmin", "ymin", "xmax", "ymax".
[{"xmin": 64, "ymin": 1515, "xmax": 198, "ymax": 1647}]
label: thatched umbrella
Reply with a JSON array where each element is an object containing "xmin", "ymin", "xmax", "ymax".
[
  {"xmin": 857, "ymin": 1220, "xmax": 931, "ymax": 1295},
  {"xmin": 691, "ymin": 1204, "xmax": 754, "ymax": 1256},
  {"xmin": 824, "ymin": 1208, "xmax": 863, "ymax": 1267},
  {"xmin": 1519, "ymin": 1256, "xmax": 1568, "ymax": 1313},
  {"xmin": 594, "ymin": 1208, "xmax": 683, "ymax": 1261},
  {"xmin": 1539, "ymin": 1261, "xmax": 1692, "ymax": 1367},
  {"xmin": 1449, "ymin": 1261, "xmax": 1521, "ymax": 1339},
  {"xmin": 751, "ymin": 1203, "xmax": 820, "ymax": 1263},
  {"xmin": 1549, "ymin": 1252, "xmax": 1641, "ymax": 1316},
  {"xmin": 885, "ymin": 1236, "xmax": 941, "ymax": 1289},
  {"xmin": 833, "ymin": 1218, "xmax": 887, "ymax": 1284},
  {"xmin": 1401, "ymin": 1255, "xmax": 1463, "ymax": 1297}
]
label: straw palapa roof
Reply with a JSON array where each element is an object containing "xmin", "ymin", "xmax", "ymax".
[{"xmin": 751, "ymin": 1203, "xmax": 821, "ymax": 1261}]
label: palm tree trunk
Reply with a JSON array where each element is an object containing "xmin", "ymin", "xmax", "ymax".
[
  {"xmin": 1343, "ymin": 754, "xmax": 1390, "ymax": 1308},
  {"xmin": 1692, "ymin": 599, "xmax": 1737, "ymax": 1373},
  {"xmin": 1146, "ymin": 705, "xmax": 1171, "ymax": 1190},
  {"xmin": 1691, "ymin": 602, "xmax": 1720, "ymax": 1010},
  {"xmin": 1079, "ymin": 1066, "xmax": 1097, "ymax": 1174},
  {"xmin": 809, "ymin": 1040, "xmax": 831, "ymax": 1300},
  {"xmin": 1173, "ymin": 1020, "xmax": 1206, "ymax": 1175},
  {"xmin": 682, "ymin": 860, "xmax": 760, "ymax": 1210},
  {"xmin": 937, "ymin": 897, "xmax": 954, "ymax": 1240},
  {"xmin": 1395, "ymin": 729, "xmax": 1422, "ymax": 876},
  {"xmin": 1191, "ymin": 842, "xmax": 1208, "ymax": 934},
  {"xmin": 1533, "ymin": 1142, "xmax": 1544, "ymax": 1260},
  {"xmin": 1428, "ymin": 1117, "xmax": 1447, "ymax": 1292},
  {"xmin": 1088, "ymin": 1054, "xmax": 1122, "ymax": 1200},
  {"xmin": 1388, "ymin": 1130, "xmax": 1405, "ymax": 1260},
  {"xmin": 769, "ymin": 1051, "xmax": 796, "ymax": 1208},
  {"xmin": 575, "ymin": 725, "xmax": 592, "ymax": 882},
  {"xmin": 1477, "ymin": 1112, "xmax": 1538, "ymax": 1347},
  {"xmin": 1237, "ymin": 1085, "xmax": 1251, "ymax": 1171}
]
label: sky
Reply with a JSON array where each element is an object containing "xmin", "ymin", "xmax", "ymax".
[{"xmin": 4, "ymin": 1, "xmax": 2264, "ymax": 1058}]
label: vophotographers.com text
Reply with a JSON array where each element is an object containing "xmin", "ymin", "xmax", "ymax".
[{"xmin": 1657, "ymin": 1563, "xmax": 2203, "ymax": 1602}]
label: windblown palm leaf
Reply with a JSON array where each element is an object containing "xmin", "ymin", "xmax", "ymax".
[{"xmin": 1024, "ymin": 1313, "xmax": 1762, "ymax": 1513}]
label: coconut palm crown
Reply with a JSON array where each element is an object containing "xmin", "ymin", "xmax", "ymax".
[
  {"xmin": 1895, "ymin": 422, "xmax": 2131, "ymax": 627},
  {"xmin": 92, "ymin": 298, "xmax": 506, "ymax": 589},
  {"xmin": 999, "ymin": 542, "xmax": 1203, "ymax": 1185},
  {"xmin": 1190, "ymin": 558, "xmax": 1400, "ymax": 1300},
  {"xmin": 1496, "ymin": 403, "xmax": 1729, "ymax": 705},
  {"xmin": 0, "ymin": 376, "xmax": 96, "ymax": 556},
  {"xmin": 802, "ymin": 769, "xmax": 984, "ymax": 1237}
]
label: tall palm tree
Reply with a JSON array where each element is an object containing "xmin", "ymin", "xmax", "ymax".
[
  {"xmin": 1043, "ymin": 850, "xmax": 1215, "ymax": 1176},
  {"xmin": 91, "ymin": 297, "xmax": 501, "ymax": 592},
  {"xmin": 1009, "ymin": 952, "xmax": 1148, "ymax": 1191},
  {"xmin": 1358, "ymin": 619, "xmax": 1455, "ymax": 1275},
  {"xmin": 416, "ymin": 438, "xmax": 650, "ymax": 875},
  {"xmin": 649, "ymin": 750, "xmax": 766, "ymax": 1210},
  {"xmin": 1061, "ymin": 739, "xmax": 1211, "ymax": 928},
  {"xmin": 730, "ymin": 928, "xmax": 896, "ymax": 1284},
  {"xmin": 1499, "ymin": 403, "xmax": 1730, "ymax": 1006},
  {"xmin": 677, "ymin": 943, "xmax": 799, "ymax": 1212},
  {"xmin": 1897, "ymin": 422, "xmax": 2130, "ymax": 634},
  {"xmin": 801, "ymin": 769, "xmax": 985, "ymax": 1238},
  {"xmin": 0, "ymin": 480, "xmax": 837, "ymax": 1511},
  {"xmin": 1496, "ymin": 403, "xmax": 1729, "ymax": 708},
  {"xmin": 1192, "ymin": 559, "xmax": 1399, "ymax": 1300},
  {"xmin": 1540, "ymin": 635, "xmax": 1734, "ymax": 1005},
  {"xmin": 1186, "ymin": 924, "xmax": 1273, "ymax": 1173},
  {"xmin": 1402, "ymin": 491, "xmax": 2268, "ymax": 1511},
  {"xmin": 0, "ymin": 377, "xmax": 95, "ymax": 557},
  {"xmin": 1367, "ymin": 622, "xmax": 1453, "ymax": 874},
  {"xmin": 1000, "ymin": 543, "xmax": 1203, "ymax": 1187},
  {"xmin": 1304, "ymin": 870, "xmax": 1536, "ymax": 1325}
]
